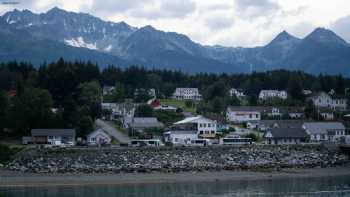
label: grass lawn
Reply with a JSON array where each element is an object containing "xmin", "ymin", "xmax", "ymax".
[
  {"xmin": 160, "ymin": 99, "xmax": 197, "ymax": 113},
  {"xmin": 106, "ymin": 121, "xmax": 128, "ymax": 133}
]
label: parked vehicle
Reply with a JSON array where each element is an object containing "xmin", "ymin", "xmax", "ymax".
[
  {"xmin": 129, "ymin": 139, "xmax": 162, "ymax": 147},
  {"xmin": 188, "ymin": 139, "xmax": 211, "ymax": 147}
]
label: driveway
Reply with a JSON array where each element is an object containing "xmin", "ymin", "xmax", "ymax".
[{"xmin": 95, "ymin": 119, "xmax": 131, "ymax": 144}]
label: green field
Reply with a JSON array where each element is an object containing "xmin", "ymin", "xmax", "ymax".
[{"xmin": 160, "ymin": 99, "xmax": 198, "ymax": 113}]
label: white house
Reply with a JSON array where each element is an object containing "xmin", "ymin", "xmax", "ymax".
[
  {"xmin": 102, "ymin": 86, "xmax": 115, "ymax": 96},
  {"xmin": 226, "ymin": 106, "xmax": 265, "ymax": 123},
  {"xmin": 134, "ymin": 88, "xmax": 156, "ymax": 98},
  {"xmin": 259, "ymin": 90, "xmax": 288, "ymax": 100},
  {"xmin": 101, "ymin": 103, "xmax": 135, "ymax": 120},
  {"xmin": 163, "ymin": 130, "xmax": 198, "ymax": 146},
  {"xmin": 302, "ymin": 122, "xmax": 346, "ymax": 142},
  {"xmin": 318, "ymin": 108, "xmax": 335, "ymax": 120},
  {"xmin": 173, "ymin": 116, "xmax": 217, "ymax": 138},
  {"xmin": 303, "ymin": 90, "xmax": 313, "ymax": 96},
  {"xmin": 308, "ymin": 92, "xmax": 347, "ymax": 111},
  {"xmin": 229, "ymin": 88, "xmax": 245, "ymax": 98},
  {"xmin": 172, "ymin": 88, "xmax": 202, "ymax": 100},
  {"xmin": 87, "ymin": 129, "xmax": 112, "ymax": 146}
]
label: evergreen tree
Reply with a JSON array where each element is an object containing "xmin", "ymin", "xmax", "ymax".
[
  {"xmin": 135, "ymin": 104, "xmax": 154, "ymax": 117},
  {"xmin": 8, "ymin": 87, "xmax": 55, "ymax": 135},
  {"xmin": 287, "ymin": 75, "xmax": 304, "ymax": 100},
  {"xmin": 112, "ymin": 82, "xmax": 126, "ymax": 102},
  {"xmin": 0, "ymin": 91, "xmax": 8, "ymax": 135}
]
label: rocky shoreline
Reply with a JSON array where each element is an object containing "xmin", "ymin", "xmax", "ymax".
[{"xmin": 7, "ymin": 145, "xmax": 350, "ymax": 174}]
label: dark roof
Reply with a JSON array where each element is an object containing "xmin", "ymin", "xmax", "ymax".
[
  {"xmin": 268, "ymin": 128, "xmax": 309, "ymax": 139},
  {"xmin": 331, "ymin": 94, "xmax": 347, "ymax": 100},
  {"xmin": 259, "ymin": 120, "xmax": 305, "ymax": 129},
  {"xmin": 227, "ymin": 106, "xmax": 270, "ymax": 112},
  {"xmin": 130, "ymin": 117, "xmax": 164, "ymax": 128},
  {"xmin": 166, "ymin": 130, "xmax": 197, "ymax": 135},
  {"xmin": 31, "ymin": 129, "xmax": 76, "ymax": 137},
  {"xmin": 302, "ymin": 122, "xmax": 346, "ymax": 135}
]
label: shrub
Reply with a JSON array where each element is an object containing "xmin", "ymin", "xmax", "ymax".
[
  {"xmin": 243, "ymin": 133, "xmax": 259, "ymax": 142},
  {"xmin": 0, "ymin": 144, "xmax": 20, "ymax": 164}
]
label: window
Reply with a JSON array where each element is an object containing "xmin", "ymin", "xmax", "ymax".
[
  {"xmin": 91, "ymin": 138, "xmax": 96, "ymax": 142},
  {"xmin": 211, "ymin": 131, "xmax": 215, "ymax": 134},
  {"xmin": 200, "ymin": 131, "xmax": 204, "ymax": 134}
]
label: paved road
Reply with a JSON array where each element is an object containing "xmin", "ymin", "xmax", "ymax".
[{"xmin": 95, "ymin": 119, "xmax": 131, "ymax": 144}]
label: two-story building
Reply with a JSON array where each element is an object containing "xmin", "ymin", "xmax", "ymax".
[
  {"xmin": 229, "ymin": 88, "xmax": 245, "ymax": 98},
  {"xmin": 101, "ymin": 102, "xmax": 136, "ymax": 120},
  {"xmin": 226, "ymin": 106, "xmax": 267, "ymax": 123},
  {"xmin": 302, "ymin": 122, "xmax": 346, "ymax": 142},
  {"xmin": 173, "ymin": 116, "xmax": 217, "ymax": 138},
  {"xmin": 172, "ymin": 88, "xmax": 202, "ymax": 101},
  {"xmin": 164, "ymin": 116, "xmax": 217, "ymax": 146},
  {"xmin": 259, "ymin": 90, "xmax": 288, "ymax": 100},
  {"xmin": 307, "ymin": 92, "xmax": 347, "ymax": 111}
]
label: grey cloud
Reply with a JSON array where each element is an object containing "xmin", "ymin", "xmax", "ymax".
[
  {"xmin": 91, "ymin": 0, "xmax": 151, "ymax": 12},
  {"xmin": 129, "ymin": 0, "xmax": 196, "ymax": 19},
  {"xmin": 0, "ymin": 0, "xmax": 44, "ymax": 14},
  {"xmin": 234, "ymin": 0, "xmax": 280, "ymax": 18},
  {"xmin": 205, "ymin": 16, "xmax": 234, "ymax": 31},
  {"xmin": 205, "ymin": 3, "xmax": 233, "ymax": 11},
  {"xmin": 160, "ymin": 0, "xmax": 196, "ymax": 17},
  {"xmin": 331, "ymin": 15, "xmax": 350, "ymax": 43}
]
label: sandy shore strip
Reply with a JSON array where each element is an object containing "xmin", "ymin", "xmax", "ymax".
[{"xmin": 1, "ymin": 167, "xmax": 350, "ymax": 188}]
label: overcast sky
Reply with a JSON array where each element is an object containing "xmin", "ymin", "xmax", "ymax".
[{"xmin": 1, "ymin": 0, "xmax": 350, "ymax": 47}]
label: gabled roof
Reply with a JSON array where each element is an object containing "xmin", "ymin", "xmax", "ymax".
[
  {"xmin": 31, "ymin": 129, "xmax": 76, "ymax": 137},
  {"xmin": 303, "ymin": 122, "xmax": 345, "ymax": 135},
  {"xmin": 258, "ymin": 120, "xmax": 304, "ymax": 129},
  {"xmin": 173, "ymin": 115, "xmax": 214, "ymax": 125},
  {"xmin": 87, "ymin": 129, "xmax": 110, "ymax": 138},
  {"xmin": 130, "ymin": 117, "xmax": 164, "ymax": 128},
  {"xmin": 268, "ymin": 128, "xmax": 308, "ymax": 139},
  {"xmin": 308, "ymin": 91, "xmax": 329, "ymax": 98},
  {"xmin": 227, "ymin": 106, "xmax": 269, "ymax": 112},
  {"xmin": 165, "ymin": 130, "xmax": 197, "ymax": 135}
]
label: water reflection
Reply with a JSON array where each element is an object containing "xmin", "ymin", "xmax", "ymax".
[{"xmin": 1, "ymin": 176, "xmax": 350, "ymax": 197}]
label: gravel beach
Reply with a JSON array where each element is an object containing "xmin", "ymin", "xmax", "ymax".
[{"xmin": 1, "ymin": 167, "xmax": 350, "ymax": 187}]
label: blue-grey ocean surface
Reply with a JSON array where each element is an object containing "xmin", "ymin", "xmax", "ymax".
[{"xmin": 1, "ymin": 175, "xmax": 350, "ymax": 197}]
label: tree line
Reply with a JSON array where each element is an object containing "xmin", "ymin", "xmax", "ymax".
[{"xmin": 0, "ymin": 58, "xmax": 349, "ymax": 137}]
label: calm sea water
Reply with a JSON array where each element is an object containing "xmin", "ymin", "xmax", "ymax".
[{"xmin": 1, "ymin": 176, "xmax": 350, "ymax": 197}]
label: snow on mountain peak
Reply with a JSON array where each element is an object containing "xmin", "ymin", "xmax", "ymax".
[{"xmin": 64, "ymin": 37, "xmax": 97, "ymax": 50}]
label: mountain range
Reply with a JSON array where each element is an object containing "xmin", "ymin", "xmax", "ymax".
[{"xmin": 1, "ymin": 7, "xmax": 350, "ymax": 75}]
